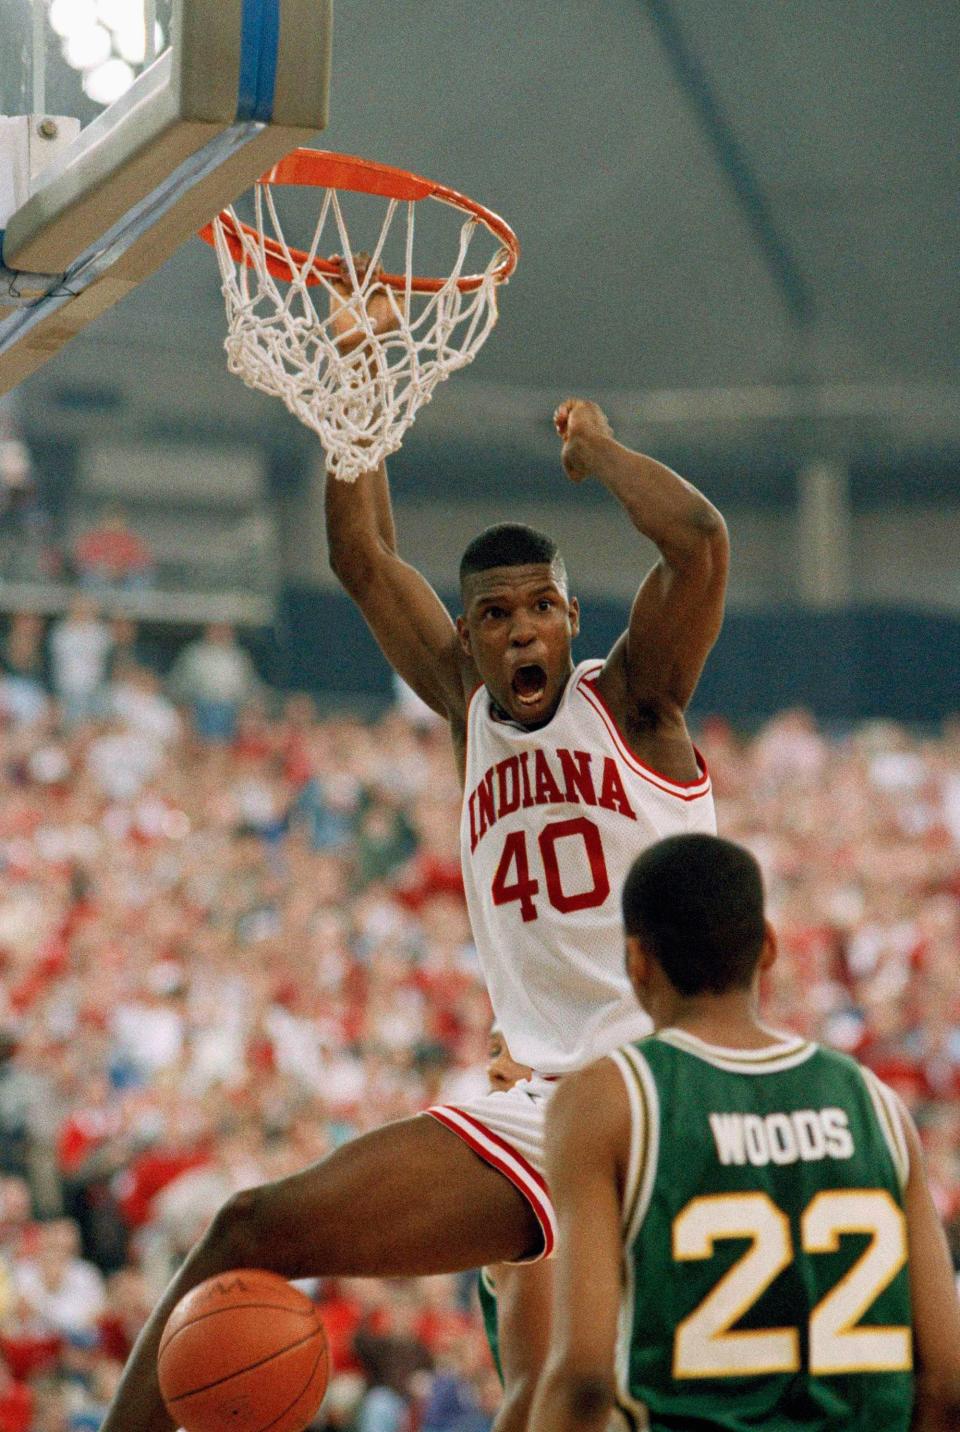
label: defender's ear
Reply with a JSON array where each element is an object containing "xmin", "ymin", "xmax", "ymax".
[
  {"xmin": 625, "ymin": 934, "xmax": 648, "ymax": 994},
  {"xmin": 456, "ymin": 614, "xmax": 472, "ymax": 656},
  {"xmin": 758, "ymin": 920, "xmax": 778, "ymax": 974},
  {"xmin": 569, "ymin": 595, "xmax": 580, "ymax": 639}
]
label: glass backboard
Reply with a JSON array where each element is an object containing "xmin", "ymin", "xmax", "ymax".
[{"xmin": 0, "ymin": 0, "xmax": 333, "ymax": 394}]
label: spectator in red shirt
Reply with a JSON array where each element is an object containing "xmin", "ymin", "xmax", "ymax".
[
  {"xmin": 0, "ymin": 1355, "xmax": 33, "ymax": 1432},
  {"xmin": 113, "ymin": 1131, "xmax": 212, "ymax": 1234},
  {"xmin": 95, "ymin": 1268, "xmax": 151, "ymax": 1364},
  {"xmin": 73, "ymin": 510, "xmax": 154, "ymax": 592}
]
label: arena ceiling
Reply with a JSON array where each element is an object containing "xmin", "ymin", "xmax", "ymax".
[{"xmin": 9, "ymin": 0, "xmax": 960, "ymax": 495}]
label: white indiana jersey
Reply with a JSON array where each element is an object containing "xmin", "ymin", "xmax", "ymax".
[{"xmin": 460, "ymin": 659, "xmax": 716, "ymax": 1074}]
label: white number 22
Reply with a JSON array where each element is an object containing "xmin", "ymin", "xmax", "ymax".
[{"xmin": 672, "ymin": 1190, "xmax": 911, "ymax": 1379}]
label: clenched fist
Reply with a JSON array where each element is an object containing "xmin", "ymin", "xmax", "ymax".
[{"xmin": 553, "ymin": 398, "xmax": 614, "ymax": 482}]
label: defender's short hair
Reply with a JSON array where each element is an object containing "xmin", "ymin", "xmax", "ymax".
[
  {"xmin": 459, "ymin": 523, "xmax": 566, "ymax": 590},
  {"xmin": 622, "ymin": 835, "xmax": 766, "ymax": 996}
]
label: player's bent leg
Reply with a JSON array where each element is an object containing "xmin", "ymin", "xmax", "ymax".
[
  {"xmin": 491, "ymin": 1261, "xmax": 553, "ymax": 1432},
  {"xmin": 100, "ymin": 1114, "xmax": 541, "ymax": 1432},
  {"xmin": 220, "ymin": 1111, "xmax": 544, "ymax": 1277}
]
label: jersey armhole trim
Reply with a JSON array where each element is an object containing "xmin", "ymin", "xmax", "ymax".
[
  {"xmin": 608, "ymin": 1046, "xmax": 660, "ymax": 1246},
  {"xmin": 861, "ymin": 1067, "xmax": 910, "ymax": 1190},
  {"xmin": 576, "ymin": 675, "xmax": 712, "ymax": 800},
  {"xmin": 461, "ymin": 681, "xmax": 486, "ymax": 806}
]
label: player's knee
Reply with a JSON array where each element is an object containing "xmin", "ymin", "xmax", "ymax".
[{"xmin": 205, "ymin": 1185, "xmax": 273, "ymax": 1267}]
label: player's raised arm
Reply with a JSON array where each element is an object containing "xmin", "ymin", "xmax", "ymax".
[
  {"xmin": 323, "ymin": 258, "xmax": 469, "ymax": 724},
  {"xmin": 555, "ymin": 398, "xmax": 728, "ymax": 725},
  {"xmin": 895, "ymin": 1102, "xmax": 960, "ymax": 1429},
  {"xmin": 528, "ymin": 1060, "xmax": 628, "ymax": 1432},
  {"xmin": 325, "ymin": 459, "xmax": 468, "ymax": 722}
]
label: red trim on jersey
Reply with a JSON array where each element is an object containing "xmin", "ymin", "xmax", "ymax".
[
  {"xmin": 426, "ymin": 1106, "xmax": 556, "ymax": 1259},
  {"xmin": 576, "ymin": 673, "xmax": 711, "ymax": 800},
  {"xmin": 461, "ymin": 681, "xmax": 487, "ymax": 820}
]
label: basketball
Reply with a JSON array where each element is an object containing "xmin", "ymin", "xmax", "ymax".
[{"xmin": 157, "ymin": 1269, "xmax": 329, "ymax": 1432}]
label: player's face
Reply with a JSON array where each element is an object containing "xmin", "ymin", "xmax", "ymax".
[
  {"xmin": 458, "ymin": 564, "xmax": 580, "ymax": 727},
  {"xmin": 486, "ymin": 1030, "xmax": 533, "ymax": 1091}
]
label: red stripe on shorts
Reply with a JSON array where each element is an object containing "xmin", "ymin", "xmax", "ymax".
[
  {"xmin": 447, "ymin": 1106, "xmax": 551, "ymax": 1197},
  {"xmin": 426, "ymin": 1106, "xmax": 556, "ymax": 1259}
]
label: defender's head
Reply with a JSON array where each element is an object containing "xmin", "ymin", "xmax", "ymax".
[
  {"xmin": 486, "ymin": 1025, "xmax": 533, "ymax": 1093},
  {"xmin": 621, "ymin": 834, "xmax": 775, "ymax": 1023},
  {"xmin": 456, "ymin": 523, "xmax": 579, "ymax": 727}
]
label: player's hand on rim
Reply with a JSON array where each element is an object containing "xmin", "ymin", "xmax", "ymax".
[
  {"xmin": 327, "ymin": 250, "xmax": 399, "ymax": 357},
  {"xmin": 553, "ymin": 398, "xmax": 615, "ymax": 483}
]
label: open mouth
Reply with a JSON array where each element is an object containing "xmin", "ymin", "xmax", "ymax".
[{"xmin": 511, "ymin": 664, "xmax": 548, "ymax": 707}]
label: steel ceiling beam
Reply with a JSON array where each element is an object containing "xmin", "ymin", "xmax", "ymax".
[{"xmin": 643, "ymin": 0, "xmax": 816, "ymax": 330}]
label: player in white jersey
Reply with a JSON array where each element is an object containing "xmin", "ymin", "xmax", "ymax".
[
  {"xmin": 457, "ymin": 655, "xmax": 715, "ymax": 1076},
  {"xmin": 100, "ymin": 378, "xmax": 727, "ymax": 1432},
  {"xmin": 429, "ymin": 655, "xmax": 714, "ymax": 1262}
]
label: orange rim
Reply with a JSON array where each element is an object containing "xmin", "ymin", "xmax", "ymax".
[{"xmin": 198, "ymin": 148, "xmax": 519, "ymax": 293}]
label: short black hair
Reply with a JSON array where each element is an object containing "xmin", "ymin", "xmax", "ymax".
[
  {"xmin": 622, "ymin": 834, "xmax": 766, "ymax": 996},
  {"xmin": 459, "ymin": 523, "xmax": 566, "ymax": 591}
]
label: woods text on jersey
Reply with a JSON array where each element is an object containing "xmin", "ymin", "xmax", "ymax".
[{"xmin": 709, "ymin": 1108, "xmax": 855, "ymax": 1166}]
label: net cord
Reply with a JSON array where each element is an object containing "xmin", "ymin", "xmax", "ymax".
[{"xmin": 211, "ymin": 180, "xmax": 503, "ymax": 481}]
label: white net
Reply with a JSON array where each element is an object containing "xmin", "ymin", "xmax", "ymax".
[{"xmin": 211, "ymin": 182, "xmax": 508, "ymax": 481}]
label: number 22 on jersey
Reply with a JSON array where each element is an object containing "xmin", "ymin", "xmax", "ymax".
[
  {"xmin": 672, "ymin": 1189, "xmax": 911, "ymax": 1379},
  {"xmin": 491, "ymin": 817, "xmax": 611, "ymax": 922}
]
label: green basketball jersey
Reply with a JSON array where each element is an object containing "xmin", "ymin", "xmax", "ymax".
[
  {"xmin": 477, "ymin": 1267, "xmax": 502, "ymax": 1383},
  {"xmin": 608, "ymin": 1028, "xmax": 913, "ymax": 1432}
]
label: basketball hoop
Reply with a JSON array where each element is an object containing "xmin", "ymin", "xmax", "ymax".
[{"xmin": 200, "ymin": 150, "xmax": 519, "ymax": 482}]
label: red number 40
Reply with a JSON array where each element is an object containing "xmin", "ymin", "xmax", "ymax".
[{"xmin": 491, "ymin": 817, "xmax": 610, "ymax": 923}]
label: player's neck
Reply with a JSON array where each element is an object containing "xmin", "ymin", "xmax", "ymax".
[{"xmin": 657, "ymin": 991, "xmax": 784, "ymax": 1050}]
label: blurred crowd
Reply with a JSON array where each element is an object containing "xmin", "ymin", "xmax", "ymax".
[
  {"xmin": 0, "ymin": 430, "xmax": 156, "ymax": 596},
  {"xmin": 0, "ymin": 425, "xmax": 268, "ymax": 600},
  {"xmin": 0, "ymin": 610, "xmax": 958, "ymax": 1430}
]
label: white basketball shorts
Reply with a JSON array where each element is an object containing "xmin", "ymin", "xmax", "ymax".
[{"xmin": 427, "ymin": 1074, "xmax": 560, "ymax": 1261}]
